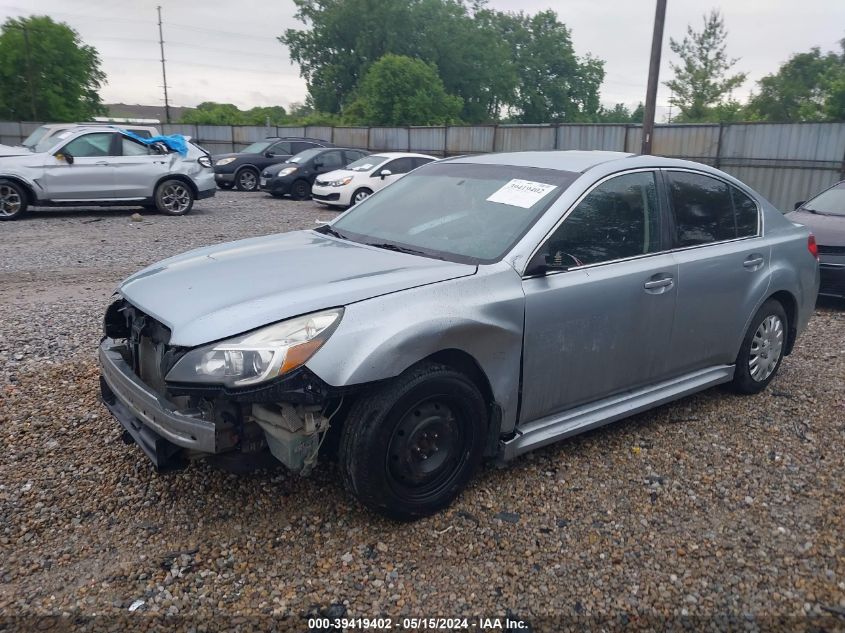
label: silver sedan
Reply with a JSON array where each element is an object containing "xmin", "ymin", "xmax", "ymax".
[{"xmin": 98, "ymin": 151, "xmax": 819, "ymax": 519}]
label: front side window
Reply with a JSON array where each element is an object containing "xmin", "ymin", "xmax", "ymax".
[
  {"xmin": 381, "ymin": 157, "xmax": 414, "ymax": 175},
  {"xmin": 320, "ymin": 150, "xmax": 344, "ymax": 169},
  {"xmin": 667, "ymin": 171, "xmax": 758, "ymax": 245},
  {"xmin": 242, "ymin": 140, "xmax": 274, "ymax": 154},
  {"xmin": 331, "ymin": 162, "xmax": 578, "ymax": 263},
  {"xmin": 542, "ymin": 171, "xmax": 661, "ymax": 268},
  {"xmin": 269, "ymin": 141, "xmax": 292, "ymax": 155},
  {"xmin": 62, "ymin": 133, "xmax": 114, "ymax": 157}
]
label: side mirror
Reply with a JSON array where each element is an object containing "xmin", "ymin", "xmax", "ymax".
[
  {"xmin": 524, "ymin": 251, "xmax": 566, "ymax": 277},
  {"xmin": 56, "ymin": 151, "xmax": 74, "ymax": 165},
  {"xmin": 264, "ymin": 151, "xmax": 275, "ymax": 158},
  {"xmin": 379, "ymin": 169, "xmax": 392, "ymax": 180},
  {"xmin": 793, "ymin": 201, "xmax": 806, "ymax": 211}
]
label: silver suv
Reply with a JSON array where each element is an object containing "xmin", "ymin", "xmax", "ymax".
[
  {"xmin": 0, "ymin": 127, "xmax": 215, "ymax": 220},
  {"xmin": 98, "ymin": 151, "xmax": 819, "ymax": 520}
]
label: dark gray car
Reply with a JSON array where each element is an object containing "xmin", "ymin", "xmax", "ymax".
[
  {"xmin": 98, "ymin": 151, "xmax": 819, "ymax": 519},
  {"xmin": 787, "ymin": 180, "xmax": 845, "ymax": 298}
]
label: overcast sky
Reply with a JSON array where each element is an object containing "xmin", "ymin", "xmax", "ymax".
[{"xmin": 1, "ymin": 0, "xmax": 843, "ymax": 121}]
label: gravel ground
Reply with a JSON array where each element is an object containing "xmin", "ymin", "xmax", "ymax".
[{"xmin": 0, "ymin": 191, "xmax": 843, "ymax": 631}]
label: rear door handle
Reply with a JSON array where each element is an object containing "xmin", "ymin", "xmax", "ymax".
[
  {"xmin": 644, "ymin": 274, "xmax": 674, "ymax": 294},
  {"xmin": 95, "ymin": 161, "xmax": 109, "ymax": 166},
  {"xmin": 743, "ymin": 254, "xmax": 765, "ymax": 270}
]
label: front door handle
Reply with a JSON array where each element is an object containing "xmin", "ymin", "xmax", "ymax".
[
  {"xmin": 644, "ymin": 274, "xmax": 674, "ymax": 294},
  {"xmin": 743, "ymin": 254, "xmax": 765, "ymax": 271},
  {"xmin": 95, "ymin": 161, "xmax": 109, "ymax": 166}
]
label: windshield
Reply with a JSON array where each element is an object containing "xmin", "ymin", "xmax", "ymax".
[
  {"xmin": 21, "ymin": 125, "xmax": 51, "ymax": 149},
  {"xmin": 34, "ymin": 129, "xmax": 73, "ymax": 153},
  {"xmin": 330, "ymin": 162, "xmax": 578, "ymax": 263},
  {"xmin": 346, "ymin": 155, "xmax": 390, "ymax": 172},
  {"xmin": 242, "ymin": 140, "xmax": 274, "ymax": 154},
  {"xmin": 288, "ymin": 148, "xmax": 324, "ymax": 164},
  {"xmin": 804, "ymin": 183, "xmax": 845, "ymax": 216}
]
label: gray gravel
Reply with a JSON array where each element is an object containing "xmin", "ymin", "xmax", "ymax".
[{"xmin": 0, "ymin": 191, "xmax": 843, "ymax": 630}]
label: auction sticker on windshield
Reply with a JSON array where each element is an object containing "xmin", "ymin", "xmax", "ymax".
[{"xmin": 486, "ymin": 179, "xmax": 557, "ymax": 208}]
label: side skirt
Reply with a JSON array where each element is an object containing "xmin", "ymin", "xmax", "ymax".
[{"xmin": 499, "ymin": 365, "xmax": 735, "ymax": 461}]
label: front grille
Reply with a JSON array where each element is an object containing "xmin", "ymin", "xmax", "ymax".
[{"xmin": 105, "ymin": 299, "xmax": 175, "ymax": 395}]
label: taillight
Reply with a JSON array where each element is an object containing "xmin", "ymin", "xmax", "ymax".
[{"xmin": 808, "ymin": 234, "xmax": 819, "ymax": 260}]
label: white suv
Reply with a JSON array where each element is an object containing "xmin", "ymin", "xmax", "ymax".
[{"xmin": 0, "ymin": 127, "xmax": 215, "ymax": 220}]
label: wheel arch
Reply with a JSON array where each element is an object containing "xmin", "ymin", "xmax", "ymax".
[
  {"xmin": 0, "ymin": 175, "xmax": 37, "ymax": 204},
  {"xmin": 766, "ymin": 289, "xmax": 798, "ymax": 356},
  {"xmin": 154, "ymin": 174, "xmax": 198, "ymax": 198}
]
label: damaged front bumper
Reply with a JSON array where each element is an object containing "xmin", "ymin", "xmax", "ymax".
[
  {"xmin": 99, "ymin": 342, "xmax": 227, "ymax": 468},
  {"xmin": 99, "ymin": 337, "xmax": 348, "ymax": 473}
]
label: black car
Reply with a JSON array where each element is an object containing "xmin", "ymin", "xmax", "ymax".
[
  {"xmin": 259, "ymin": 147, "xmax": 369, "ymax": 199},
  {"xmin": 213, "ymin": 137, "xmax": 334, "ymax": 191},
  {"xmin": 787, "ymin": 180, "xmax": 845, "ymax": 299}
]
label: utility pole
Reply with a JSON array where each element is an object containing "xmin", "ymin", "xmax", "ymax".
[
  {"xmin": 157, "ymin": 6, "xmax": 171, "ymax": 124},
  {"xmin": 641, "ymin": 0, "xmax": 667, "ymax": 155},
  {"xmin": 20, "ymin": 24, "xmax": 38, "ymax": 121}
]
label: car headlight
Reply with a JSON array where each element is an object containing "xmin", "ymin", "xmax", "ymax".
[
  {"xmin": 277, "ymin": 166, "xmax": 298, "ymax": 177},
  {"xmin": 328, "ymin": 176, "xmax": 353, "ymax": 187},
  {"xmin": 165, "ymin": 308, "xmax": 343, "ymax": 387},
  {"xmin": 215, "ymin": 157, "xmax": 236, "ymax": 166},
  {"xmin": 198, "ymin": 155, "xmax": 212, "ymax": 168}
]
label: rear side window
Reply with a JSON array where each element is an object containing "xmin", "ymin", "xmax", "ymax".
[
  {"xmin": 667, "ymin": 171, "xmax": 758, "ymax": 246},
  {"xmin": 320, "ymin": 150, "xmax": 344, "ymax": 169},
  {"xmin": 270, "ymin": 141, "xmax": 292, "ymax": 155},
  {"xmin": 121, "ymin": 137, "xmax": 152, "ymax": 156},
  {"xmin": 545, "ymin": 171, "xmax": 661, "ymax": 267},
  {"xmin": 413, "ymin": 157, "xmax": 435, "ymax": 168}
]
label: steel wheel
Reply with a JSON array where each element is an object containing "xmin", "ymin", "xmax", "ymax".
[
  {"xmin": 0, "ymin": 183, "xmax": 23, "ymax": 218},
  {"xmin": 290, "ymin": 179, "xmax": 311, "ymax": 200},
  {"xmin": 385, "ymin": 396, "xmax": 469, "ymax": 503},
  {"xmin": 749, "ymin": 314, "xmax": 784, "ymax": 382},
  {"xmin": 237, "ymin": 169, "xmax": 258, "ymax": 191},
  {"xmin": 160, "ymin": 183, "xmax": 191, "ymax": 214}
]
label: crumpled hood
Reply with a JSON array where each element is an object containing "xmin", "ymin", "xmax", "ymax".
[{"xmin": 119, "ymin": 230, "xmax": 476, "ymax": 347}]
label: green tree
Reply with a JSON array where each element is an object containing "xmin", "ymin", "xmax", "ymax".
[
  {"xmin": 0, "ymin": 16, "xmax": 106, "ymax": 121},
  {"xmin": 746, "ymin": 40, "xmax": 845, "ymax": 121},
  {"xmin": 595, "ymin": 102, "xmax": 645, "ymax": 123},
  {"xmin": 664, "ymin": 10, "xmax": 747, "ymax": 122},
  {"xmin": 344, "ymin": 54, "xmax": 462, "ymax": 125},
  {"xmin": 281, "ymin": 0, "xmax": 519, "ymax": 122},
  {"xmin": 493, "ymin": 10, "xmax": 605, "ymax": 123},
  {"xmin": 180, "ymin": 102, "xmax": 246, "ymax": 125}
]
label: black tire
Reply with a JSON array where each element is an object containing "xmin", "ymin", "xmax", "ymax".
[
  {"xmin": 0, "ymin": 179, "xmax": 28, "ymax": 221},
  {"xmin": 235, "ymin": 167, "xmax": 259, "ymax": 191},
  {"xmin": 730, "ymin": 299, "xmax": 788, "ymax": 394},
  {"xmin": 290, "ymin": 179, "xmax": 311, "ymax": 200},
  {"xmin": 270, "ymin": 192, "xmax": 286, "ymax": 199},
  {"xmin": 350, "ymin": 187, "xmax": 373, "ymax": 206},
  {"xmin": 154, "ymin": 179, "xmax": 195, "ymax": 216},
  {"xmin": 217, "ymin": 181, "xmax": 234, "ymax": 190},
  {"xmin": 339, "ymin": 362, "xmax": 487, "ymax": 520}
]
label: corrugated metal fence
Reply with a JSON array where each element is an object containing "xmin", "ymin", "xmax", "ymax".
[{"xmin": 2, "ymin": 120, "xmax": 843, "ymax": 210}]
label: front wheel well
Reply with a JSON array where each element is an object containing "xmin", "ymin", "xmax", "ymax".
[
  {"xmin": 0, "ymin": 176, "xmax": 36, "ymax": 204},
  {"xmin": 767, "ymin": 290, "xmax": 798, "ymax": 355}
]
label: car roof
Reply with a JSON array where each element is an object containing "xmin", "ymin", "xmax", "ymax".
[
  {"xmin": 267, "ymin": 136, "xmax": 335, "ymax": 145},
  {"xmin": 369, "ymin": 152, "xmax": 437, "ymax": 159},
  {"xmin": 447, "ymin": 150, "xmax": 635, "ymax": 173}
]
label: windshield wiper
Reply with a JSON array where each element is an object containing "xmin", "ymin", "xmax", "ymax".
[
  {"xmin": 319, "ymin": 225, "xmax": 348, "ymax": 240},
  {"xmin": 365, "ymin": 242, "xmax": 426, "ymax": 256}
]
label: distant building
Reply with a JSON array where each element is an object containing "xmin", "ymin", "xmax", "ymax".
[{"xmin": 105, "ymin": 103, "xmax": 190, "ymax": 123}]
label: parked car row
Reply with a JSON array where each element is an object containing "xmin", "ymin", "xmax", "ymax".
[{"xmin": 211, "ymin": 135, "xmax": 437, "ymax": 206}]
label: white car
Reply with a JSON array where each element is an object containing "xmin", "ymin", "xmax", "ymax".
[{"xmin": 311, "ymin": 152, "xmax": 437, "ymax": 207}]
